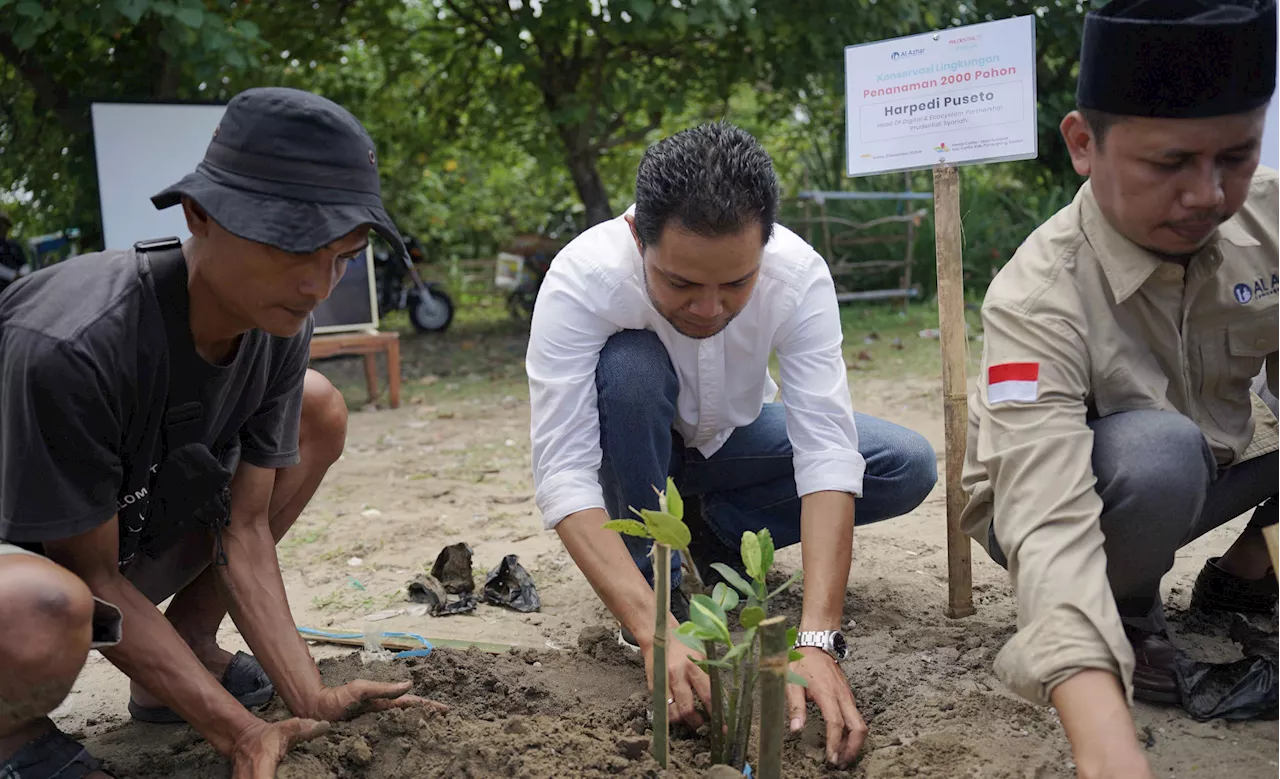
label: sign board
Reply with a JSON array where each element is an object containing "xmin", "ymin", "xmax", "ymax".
[
  {"xmin": 90, "ymin": 101, "xmax": 380, "ymax": 334},
  {"xmin": 844, "ymin": 16, "xmax": 1038, "ymax": 177},
  {"xmin": 1263, "ymin": 94, "xmax": 1279, "ymax": 171}
]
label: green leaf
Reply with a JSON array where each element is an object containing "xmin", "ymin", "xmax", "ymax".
[
  {"xmin": 15, "ymin": 1, "xmax": 42, "ymax": 18},
  {"xmin": 11, "ymin": 23, "xmax": 38, "ymax": 49},
  {"xmin": 694, "ymin": 658, "xmax": 734, "ymax": 672},
  {"xmin": 786, "ymin": 627, "xmax": 798, "ymax": 647},
  {"xmin": 224, "ymin": 48, "xmax": 247, "ymax": 69},
  {"xmin": 741, "ymin": 531, "xmax": 762, "ymax": 581},
  {"xmin": 234, "ymin": 19, "xmax": 260, "ymax": 38},
  {"xmin": 602, "ymin": 519, "xmax": 652, "ymax": 538},
  {"xmin": 113, "ymin": 0, "xmax": 149, "ymax": 23},
  {"xmin": 758, "ymin": 528, "xmax": 775, "ymax": 578},
  {"xmin": 631, "ymin": 0, "xmax": 655, "ymax": 22},
  {"xmin": 711, "ymin": 582, "xmax": 739, "ymax": 613},
  {"xmin": 0, "ymin": 0, "xmax": 18, "ymax": 10},
  {"xmin": 174, "ymin": 6, "xmax": 203, "ymax": 27},
  {"xmin": 689, "ymin": 594, "xmax": 731, "ymax": 643},
  {"xmin": 767, "ymin": 569, "xmax": 803, "ymax": 600},
  {"xmin": 739, "ymin": 605, "xmax": 765, "ymax": 629},
  {"xmin": 787, "ymin": 670, "xmax": 809, "ymax": 688},
  {"xmin": 723, "ymin": 639, "xmax": 750, "ymax": 662},
  {"xmin": 673, "ymin": 626, "xmax": 705, "ymax": 655},
  {"xmin": 711, "ymin": 564, "xmax": 754, "ymax": 598},
  {"xmin": 665, "ymin": 477, "xmax": 683, "ymax": 520},
  {"xmin": 150, "ymin": 0, "xmax": 175, "ymax": 16},
  {"xmin": 788, "ymin": 650, "xmax": 806, "ymax": 663},
  {"xmin": 641, "ymin": 509, "xmax": 691, "ymax": 551}
]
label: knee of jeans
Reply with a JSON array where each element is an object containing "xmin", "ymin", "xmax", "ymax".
[
  {"xmin": 1094, "ymin": 412, "xmax": 1210, "ymax": 513},
  {"xmin": 595, "ymin": 329, "xmax": 677, "ymax": 406},
  {"xmin": 883, "ymin": 430, "xmax": 938, "ymax": 516}
]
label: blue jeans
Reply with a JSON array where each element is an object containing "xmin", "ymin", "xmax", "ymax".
[{"xmin": 596, "ymin": 329, "xmax": 939, "ymax": 586}]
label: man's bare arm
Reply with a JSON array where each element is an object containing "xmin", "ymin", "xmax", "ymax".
[
  {"xmin": 555, "ymin": 508, "xmax": 669, "ymax": 645},
  {"xmin": 1052, "ymin": 671, "xmax": 1154, "ymax": 779},
  {"xmin": 43, "ymin": 517, "xmax": 258, "ymax": 756},
  {"xmin": 798, "ymin": 490, "xmax": 855, "ymax": 632},
  {"xmin": 215, "ymin": 461, "xmax": 326, "ymax": 716}
]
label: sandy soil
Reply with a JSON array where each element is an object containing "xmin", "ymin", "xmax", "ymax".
[{"xmin": 54, "ymin": 364, "xmax": 1278, "ymax": 778}]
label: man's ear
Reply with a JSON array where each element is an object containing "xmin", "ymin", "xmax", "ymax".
[
  {"xmin": 1059, "ymin": 111, "xmax": 1095, "ymax": 178},
  {"xmin": 624, "ymin": 213, "xmax": 645, "ymax": 256},
  {"xmin": 181, "ymin": 196, "xmax": 212, "ymax": 238}
]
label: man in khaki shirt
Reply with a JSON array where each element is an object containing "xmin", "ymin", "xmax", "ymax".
[{"xmin": 961, "ymin": 1, "xmax": 1278, "ymax": 777}]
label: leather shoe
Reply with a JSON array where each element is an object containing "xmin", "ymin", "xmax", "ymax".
[
  {"xmin": 1124, "ymin": 625, "xmax": 1182, "ymax": 705},
  {"xmin": 1190, "ymin": 557, "xmax": 1277, "ymax": 615}
]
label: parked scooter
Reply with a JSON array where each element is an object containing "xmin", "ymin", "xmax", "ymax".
[{"xmin": 373, "ymin": 234, "xmax": 454, "ymax": 333}]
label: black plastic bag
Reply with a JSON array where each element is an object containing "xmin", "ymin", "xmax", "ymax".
[
  {"xmin": 482, "ymin": 554, "xmax": 541, "ymax": 612},
  {"xmin": 1176, "ymin": 655, "xmax": 1278, "ymax": 721},
  {"xmin": 431, "ymin": 543, "xmax": 476, "ymax": 594},
  {"xmin": 406, "ymin": 573, "xmax": 477, "ymax": 616}
]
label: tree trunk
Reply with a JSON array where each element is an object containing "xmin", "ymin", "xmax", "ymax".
[{"xmin": 556, "ymin": 122, "xmax": 614, "ymax": 227}]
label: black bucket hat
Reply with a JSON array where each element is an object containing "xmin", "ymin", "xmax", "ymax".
[{"xmin": 152, "ymin": 86, "xmax": 406, "ymax": 259}]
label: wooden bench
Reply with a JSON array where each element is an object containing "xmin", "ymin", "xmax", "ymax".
[{"xmin": 308, "ymin": 330, "xmax": 402, "ymax": 409}]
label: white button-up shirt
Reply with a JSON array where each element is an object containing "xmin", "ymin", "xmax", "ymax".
[{"xmin": 527, "ymin": 206, "xmax": 865, "ymax": 529}]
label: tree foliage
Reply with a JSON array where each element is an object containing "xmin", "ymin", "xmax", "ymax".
[{"xmin": 2, "ymin": 0, "xmax": 1107, "ymax": 282}]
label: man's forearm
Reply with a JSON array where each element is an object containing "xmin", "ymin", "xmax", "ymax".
[
  {"xmin": 556, "ymin": 508, "xmax": 676, "ymax": 646},
  {"xmin": 91, "ymin": 573, "xmax": 258, "ymax": 755},
  {"xmin": 1051, "ymin": 670, "xmax": 1150, "ymax": 778},
  {"xmin": 217, "ymin": 517, "xmax": 325, "ymax": 717},
  {"xmin": 798, "ymin": 491, "xmax": 855, "ymax": 631}
]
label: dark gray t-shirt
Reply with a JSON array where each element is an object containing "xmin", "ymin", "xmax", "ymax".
[{"xmin": 0, "ymin": 248, "xmax": 311, "ymax": 566}]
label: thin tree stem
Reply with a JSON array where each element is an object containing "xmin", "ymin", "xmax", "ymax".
[{"xmin": 651, "ymin": 543, "xmax": 671, "ymax": 768}]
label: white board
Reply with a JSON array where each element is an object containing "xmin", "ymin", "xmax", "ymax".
[
  {"xmin": 845, "ymin": 16, "xmax": 1038, "ymax": 177},
  {"xmin": 90, "ymin": 101, "xmax": 379, "ymax": 334},
  {"xmin": 1262, "ymin": 93, "xmax": 1279, "ymax": 171}
]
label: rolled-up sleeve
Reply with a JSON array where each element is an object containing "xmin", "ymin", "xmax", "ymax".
[
  {"xmin": 977, "ymin": 303, "xmax": 1135, "ymax": 706},
  {"xmin": 773, "ymin": 261, "xmax": 865, "ymax": 498},
  {"xmin": 526, "ymin": 260, "xmax": 621, "ymax": 529}
]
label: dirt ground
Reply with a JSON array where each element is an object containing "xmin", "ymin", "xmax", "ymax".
[{"xmin": 54, "ymin": 339, "xmax": 1278, "ymax": 778}]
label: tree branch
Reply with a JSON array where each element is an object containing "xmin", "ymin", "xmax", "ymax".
[{"xmin": 592, "ymin": 110, "xmax": 662, "ymax": 154}]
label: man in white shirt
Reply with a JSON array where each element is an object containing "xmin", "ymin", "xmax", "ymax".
[{"xmin": 526, "ymin": 122, "xmax": 937, "ymax": 767}]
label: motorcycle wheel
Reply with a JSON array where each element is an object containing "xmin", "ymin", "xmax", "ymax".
[
  {"xmin": 407, "ymin": 287, "xmax": 454, "ymax": 332},
  {"xmin": 508, "ymin": 280, "xmax": 539, "ymax": 321}
]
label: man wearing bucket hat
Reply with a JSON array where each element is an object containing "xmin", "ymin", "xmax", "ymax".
[
  {"xmin": 961, "ymin": 1, "xmax": 1277, "ymax": 777},
  {"xmin": 0, "ymin": 87, "xmax": 439, "ymax": 779}
]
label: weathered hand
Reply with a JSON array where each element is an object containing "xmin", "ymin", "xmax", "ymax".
[
  {"xmin": 643, "ymin": 639, "xmax": 713, "ymax": 730},
  {"xmin": 229, "ymin": 717, "xmax": 329, "ymax": 779},
  {"xmin": 785, "ymin": 647, "xmax": 867, "ymax": 767},
  {"xmin": 302, "ymin": 680, "xmax": 449, "ymax": 722}
]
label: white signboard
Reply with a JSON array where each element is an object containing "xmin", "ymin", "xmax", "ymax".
[
  {"xmin": 1259, "ymin": 11, "xmax": 1280, "ymax": 171},
  {"xmin": 844, "ymin": 16, "xmax": 1038, "ymax": 177}
]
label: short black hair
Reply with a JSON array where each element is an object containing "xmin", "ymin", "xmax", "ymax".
[
  {"xmin": 1077, "ymin": 104, "xmax": 1126, "ymax": 148},
  {"xmin": 633, "ymin": 121, "xmax": 778, "ymax": 249}
]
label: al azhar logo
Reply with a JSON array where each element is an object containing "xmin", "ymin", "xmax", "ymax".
[
  {"xmin": 1234, "ymin": 273, "xmax": 1280, "ymax": 304},
  {"xmin": 1234, "ymin": 283, "xmax": 1254, "ymax": 304},
  {"xmin": 891, "ymin": 47, "xmax": 926, "ymax": 60}
]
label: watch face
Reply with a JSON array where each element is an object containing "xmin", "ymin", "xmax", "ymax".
[{"xmin": 831, "ymin": 631, "xmax": 848, "ymax": 659}]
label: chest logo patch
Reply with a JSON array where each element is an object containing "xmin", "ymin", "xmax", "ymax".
[{"xmin": 1234, "ymin": 274, "xmax": 1279, "ymax": 305}]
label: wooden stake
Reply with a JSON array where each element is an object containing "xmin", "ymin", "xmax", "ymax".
[
  {"xmin": 932, "ymin": 165, "xmax": 975, "ymax": 619},
  {"xmin": 1262, "ymin": 523, "xmax": 1280, "ymax": 574},
  {"xmin": 707, "ymin": 641, "xmax": 726, "ymax": 764},
  {"xmin": 757, "ymin": 617, "xmax": 788, "ymax": 779},
  {"xmin": 652, "ymin": 543, "xmax": 671, "ymax": 768}
]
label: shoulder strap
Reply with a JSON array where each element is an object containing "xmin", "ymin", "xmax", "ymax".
[{"xmin": 135, "ymin": 238, "xmax": 205, "ymax": 450}]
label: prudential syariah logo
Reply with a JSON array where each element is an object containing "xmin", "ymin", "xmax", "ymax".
[{"xmin": 890, "ymin": 47, "xmax": 926, "ymax": 61}]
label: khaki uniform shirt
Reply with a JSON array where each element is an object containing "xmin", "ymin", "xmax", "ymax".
[{"xmin": 961, "ymin": 167, "xmax": 1279, "ymax": 707}]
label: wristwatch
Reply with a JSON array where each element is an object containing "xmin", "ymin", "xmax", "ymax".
[{"xmin": 793, "ymin": 629, "xmax": 849, "ymax": 661}]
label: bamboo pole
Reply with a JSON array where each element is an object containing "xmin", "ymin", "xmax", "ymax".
[
  {"xmin": 933, "ymin": 165, "xmax": 975, "ymax": 619},
  {"xmin": 652, "ymin": 543, "xmax": 671, "ymax": 768},
  {"xmin": 757, "ymin": 617, "xmax": 788, "ymax": 779},
  {"xmin": 728, "ymin": 655, "xmax": 756, "ymax": 769},
  {"xmin": 707, "ymin": 641, "xmax": 726, "ymax": 764}
]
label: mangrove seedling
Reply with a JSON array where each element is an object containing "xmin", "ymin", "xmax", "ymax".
[
  {"xmin": 672, "ymin": 528, "xmax": 807, "ymax": 775},
  {"xmin": 601, "ymin": 476, "xmax": 691, "ymax": 769}
]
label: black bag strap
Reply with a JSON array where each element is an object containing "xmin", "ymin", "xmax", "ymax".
[
  {"xmin": 135, "ymin": 237, "xmax": 206, "ymax": 450},
  {"xmin": 135, "ymin": 237, "xmax": 232, "ymax": 566}
]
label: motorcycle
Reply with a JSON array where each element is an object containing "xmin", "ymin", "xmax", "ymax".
[{"xmin": 373, "ymin": 234, "xmax": 455, "ymax": 333}]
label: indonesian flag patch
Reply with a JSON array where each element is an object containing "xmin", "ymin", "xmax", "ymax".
[{"xmin": 987, "ymin": 362, "xmax": 1039, "ymax": 404}]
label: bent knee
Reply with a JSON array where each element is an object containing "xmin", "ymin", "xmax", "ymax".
[
  {"xmin": 595, "ymin": 330, "xmax": 677, "ymax": 404},
  {"xmin": 0, "ymin": 556, "xmax": 94, "ymax": 660},
  {"xmin": 302, "ymin": 369, "xmax": 348, "ymax": 465},
  {"xmin": 1092, "ymin": 411, "xmax": 1211, "ymax": 508},
  {"xmin": 888, "ymin": 430, "xmax": 938, "ymax": 514}
]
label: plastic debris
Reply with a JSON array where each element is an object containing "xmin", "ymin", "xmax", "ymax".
[{"xmin": 482, "ymin": 554, "xmax": 541, "ymax": 613}]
